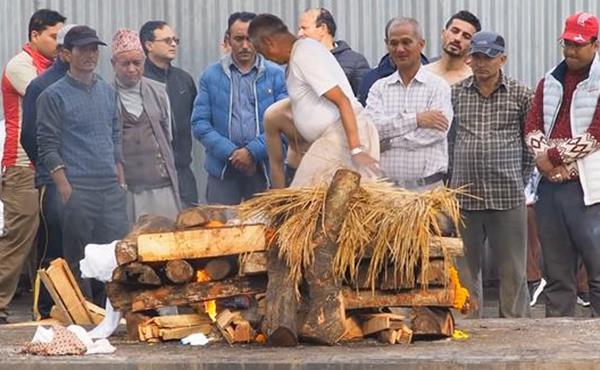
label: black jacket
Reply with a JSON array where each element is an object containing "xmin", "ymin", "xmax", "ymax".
[
  {"xmin": 143, "ymin": 59, "xmax": 197, "ymax": 171},
  {"xmin": 21, "ymin": 58, "xmax": 69, "ymax": 187},
  {"xmin": 331, "ymin": 40, "xmax": 370, "ymax": 97}
]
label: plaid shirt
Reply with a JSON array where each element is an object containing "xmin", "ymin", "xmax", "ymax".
[
  {"xmin": 365, "ymin": 67, "xmax": 453, "ymax": 182},
  {"xmin": 450, "ymin": 73, "xmax": 535, "ymax": 210}
]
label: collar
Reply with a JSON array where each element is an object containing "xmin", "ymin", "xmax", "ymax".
[
  {"xmin": 220, "ymin": 53, "xmax": 264, "ymax": 77},
  {"xmin": 229, "ymin": 56, "xmax": 259, "ymax": 74},
  {"xmin": 23, "ymin": 43, "xmax": 53, "ymax": 74},
  {"xmin": 65, "ymin": 72, "xmax": 98, "ymax": 90},
  {"xmin": 385, "ymin": 64, "xmax": 428, "ymax": 86},
  {"xmin": 465, "ymin": 70, "xmax": 508, "ymax": 93}
]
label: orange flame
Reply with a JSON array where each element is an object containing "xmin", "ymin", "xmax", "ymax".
[{"xmin": 196, "ymin": 269, "xmax": 217, "ymax": 321}]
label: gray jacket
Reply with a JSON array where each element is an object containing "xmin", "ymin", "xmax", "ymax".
[{"xmin": 331, "ymin": 40, "xmax": 370, "ymax": 97}]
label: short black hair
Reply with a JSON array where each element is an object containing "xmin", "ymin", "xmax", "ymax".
[
  {"xmin": 28, "ymin": 9, "xmax": 66, "ymax": 41},
  {"xmin": 445, "ymin": 10, "xmax": 481, "ymax": 32},
  {"xmin": 248, "ymin": 13, "xmax": 290, "ymax": 43},
  {"xmin": 228, "ymin": 12, "xmax": 257, "ymax": 33},
  {"xmin": 315, "ymin": 8, "xmax": 337, "ymax": 37},
  {"xmin": 139, "ymin": 20, "xmax": 168, "ymax": 54}
]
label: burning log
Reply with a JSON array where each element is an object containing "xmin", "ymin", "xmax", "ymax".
[
  {"xmin": 129, "ymin": 275, "xmax": 267, "ymax": 312},
  {"xmin": 203, "ymin": 257, "xmax": 236, "ymax": 281},
  {"xmin": 112, "ymin": 262, "xmax": 162, "ymax": 286},
  {"xmin": 299, "ymin": 169, "xmax": 361, "ymax": 345},
  {"xmin": 175, "ymin": 208, "xmax": 210, "ymax": 229},
  {"xmin": 116, "ymin": 215, "xmax": 175, "ymax": 265},
  {"xmin": 165, "ymin": 259, "xmax": 194, "ymax": 284}
]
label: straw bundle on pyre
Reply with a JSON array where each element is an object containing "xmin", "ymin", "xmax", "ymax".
[{"xmin": 106, "ymin": 169, "xmax": 470, "ymax": 346}]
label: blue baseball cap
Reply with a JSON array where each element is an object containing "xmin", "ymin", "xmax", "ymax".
[{"xmin": 470, "ymin": 31, "xmax": 505, "ymax": 57}]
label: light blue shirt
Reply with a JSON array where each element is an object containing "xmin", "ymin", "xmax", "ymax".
[{"xmin": 229, "ymin": 60, "xmax": 258, "ymax": 147}]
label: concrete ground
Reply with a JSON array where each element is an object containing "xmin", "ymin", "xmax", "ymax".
[{"xmin": 0, "ymin": 287, "xmax": 598, "ymax": 369}]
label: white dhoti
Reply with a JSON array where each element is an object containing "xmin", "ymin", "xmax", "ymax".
[{"xmin": 290, "ymin": 111, "xmax": 380, "ymax": 187}]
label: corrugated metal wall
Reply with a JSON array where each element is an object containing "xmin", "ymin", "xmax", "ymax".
[
  {"xmin": 2, "ymin": 0, "xmax": 600, "ymax": 200},
  {"xmin": 4, "ymin": 0, "xmax": 600, "ymax": 89}
]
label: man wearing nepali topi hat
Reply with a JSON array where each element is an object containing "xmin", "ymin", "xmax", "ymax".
[{"xmin": 111, "ymin": 28, "xmax": 181, "ymax": 223}]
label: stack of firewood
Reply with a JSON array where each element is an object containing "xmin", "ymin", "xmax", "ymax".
[{"xmin": 106, "ymin": 170, "xmax": 468, "ymax": 345}]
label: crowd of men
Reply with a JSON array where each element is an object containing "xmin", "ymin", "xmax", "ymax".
[{"xmin": 0, "ymin": 7, "xmax": 599, "ymax": 324}]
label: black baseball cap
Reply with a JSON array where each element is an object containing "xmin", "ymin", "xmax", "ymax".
[
  {"xmin": 63, "ymin": 25, "xmax": 107, "ymax": 49},
  {"xmin": 469, "ymin": 31, "xmax": 505, "ymax": 57}
]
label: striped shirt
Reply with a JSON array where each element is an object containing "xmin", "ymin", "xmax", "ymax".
[
  {"xmin": 365, "ymin": 66, "xmax": 453, "ymax": 181},
  {"xmin": 450, "ymin": 74, "xmax": 535, "ymax": 210}
]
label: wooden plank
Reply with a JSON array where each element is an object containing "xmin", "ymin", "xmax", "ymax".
[
  {"xmin": 341, "ymin": 317, "xmax": 364, "ymax": 341},
  {"xmin": 378, "ymin": 329, "xmax": 398, "ymax": 344},
  {"xmin": 130, "ymin": 275, "xmax": 267, "ymax": 312},
  {"xmin": 84, "ymin": 301, "xmax": 105, "ymax": 325},
  {"xmin": 232, "ymin": 320, "xmax": 253, "ymax": 343},
  {"xmin": 160, "ymin": 324, "xmax": 213, "ymax": 340},
  {"xmin": 44, "ymin": 260, "xmax": 94, "ymax": 325},
  {"xmin": 149, "ymin": 314, "xmax": 211, "ymax": 328},
  {"xmin": 39, "ymin": 270, "xmax": 74, "ymax": 325},
  {"xmin": 136, "ymin": 224, "xmax": 266, "ymax": 262},
  {"xmin": 116, "ymin": 215, "xmax": 175, "ymax": 265},
  {"xmin": 342, "ymin": 285, "xmax": 455, "ymax": 310},
  {"xmin": 216, "ymin": 309, "xmax": 241, "ymax": 330},
  {"xmin": 361, "ymin": 316, "xmax": 390, "ymax": 336},
  {"xmin": 239, "ymin": 252, "xmax": 267, "ymax": 276}
]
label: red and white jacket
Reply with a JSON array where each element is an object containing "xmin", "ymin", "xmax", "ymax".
[{"xmin": 1, "ymin": 43, "xmax": 52, "ymax": 169}]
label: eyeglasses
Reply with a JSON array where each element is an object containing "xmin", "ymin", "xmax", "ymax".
[
  {"xmin": 559, "ymin": 39, "xmax": 595, "ymax": 49},
  {"xmin": 154, "ymin": 37, "xmax": 180, "ymax": 45}
]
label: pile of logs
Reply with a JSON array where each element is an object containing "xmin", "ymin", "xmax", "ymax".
[{"xmin": 106, "ymin": 170, "xmax": 466, "ymax": 345}]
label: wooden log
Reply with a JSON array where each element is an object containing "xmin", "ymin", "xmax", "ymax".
[
  {"xmin": 380, "ymin": 258, "xmax": 448, "ymax": 290},
  {"xmin": 410, "ymin": 307, "xmax": 455, "ymax": 337},
  {"xmin": 165, "ymin": 259, "xmax": 195, "ymax": 284},
  {"xmin": 202, "ymin": 206, "xmax": 239, "ymax": 223},
  {"xmin": 263, "ymin": 246, "xmax": 298, "ymax": 347},
  {"xmin": 299, "ymin": 169, "xmax": 361, "ymax": 345},
  {"xmin": 342, "ymin": 285, "xmax": 455, "ymax": 310},
  {"xmin": 362, "ymin": 237, "xmax": 463, "ymax": 259},
  {"xmin": 204, "ymin": 257, "xmax": 236, "ymax": 281},
  {"xmin": 136, "ymin": 224, "xmax": 266, "ymax": 262},
  {"xmin": 396, "ymin": 324, "xmax": 414, "ymax": 345},
  {"xmin": 112, "ymin": 262, "xmax": 162, "ymax": 286},
  {"xmin": 362, "ymin": 316, "xmax": 391, "ymax": 336},
  {"xmin": 116, "ymin": 215, "xmax": 175, "ymax": 265},
  {"xmin": 130, "ymin": 275, "xmax": 267, "ymax": 312},
  {"xmin": 160, "ymin": 325, "xmax": 212, "ymax": 341},
  {"xmin": 239, "ymin": 252, "xmax": 267, "ymax": 276},
  {"xmin": 105, "ymin": 282, "xmax": 139, "ymax": 311},
  {"xmin": 175, "ymin": 207, "xmax": 210, "ymax": 229},
  {"xmin": 232, "ymin": 319, "xmax": 253, "ymax": 343}
]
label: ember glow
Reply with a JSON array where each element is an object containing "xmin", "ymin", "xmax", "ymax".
[{"xmin": 196, "ymin": 269, "xmax": 217, "ymax": 321}]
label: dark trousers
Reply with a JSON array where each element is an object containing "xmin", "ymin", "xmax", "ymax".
[
  {"xmin": 60, "ymin": 183, "xmax": 128, "ymax": 306},
  {"xmin": 457, "ymin": 205, "xmax": 530, "ymax": 318},
  {"xmin": 535, "ymin": 180, "xmax": 600, "ymax": 317},
  {"xmin": 206, "ymin": 167, "xmax": 267, "ymax": 205},
  {"xmin": 176, "ymin": 165, "xmax": 198, "ymax": 208},
  {"xmin": 36, "ymin": 184, "xmax": 64, "ymax": 318}
]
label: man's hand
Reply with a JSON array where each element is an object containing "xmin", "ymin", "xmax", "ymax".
[
  {"xmin": 58, "ymin": 181, "xmax": 73, "ymax": 204},
  {"xmin": 535, "ymin": 152, "xmax": 555, "ymax": 178},
  {"xmin": 416, "ymin": 110, "xmax": 449, "ymax": 131},
  {"xmin": 352, "ymin": 151, "xmax": 380, "ymax": 177},
  {"xmin": 548, "ymin": 165, "xmax": 570, "ymax": 183},
  {"xmin": 230, "ymin": 148, "xmax": 256, "ymax": 176}
]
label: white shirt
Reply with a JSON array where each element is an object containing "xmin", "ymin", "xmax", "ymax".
[
  {"xmin": 286, "ymin": 38, "xmax": 359, "ymax": 142},
  {"xmin": 365, "ymin": 67, "xmax": 453, "ymax": 181}
]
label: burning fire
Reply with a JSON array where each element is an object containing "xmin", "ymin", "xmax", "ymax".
[{"xmin": 196, "ymin": 269, "xmax": 217, "ymax": 321}]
